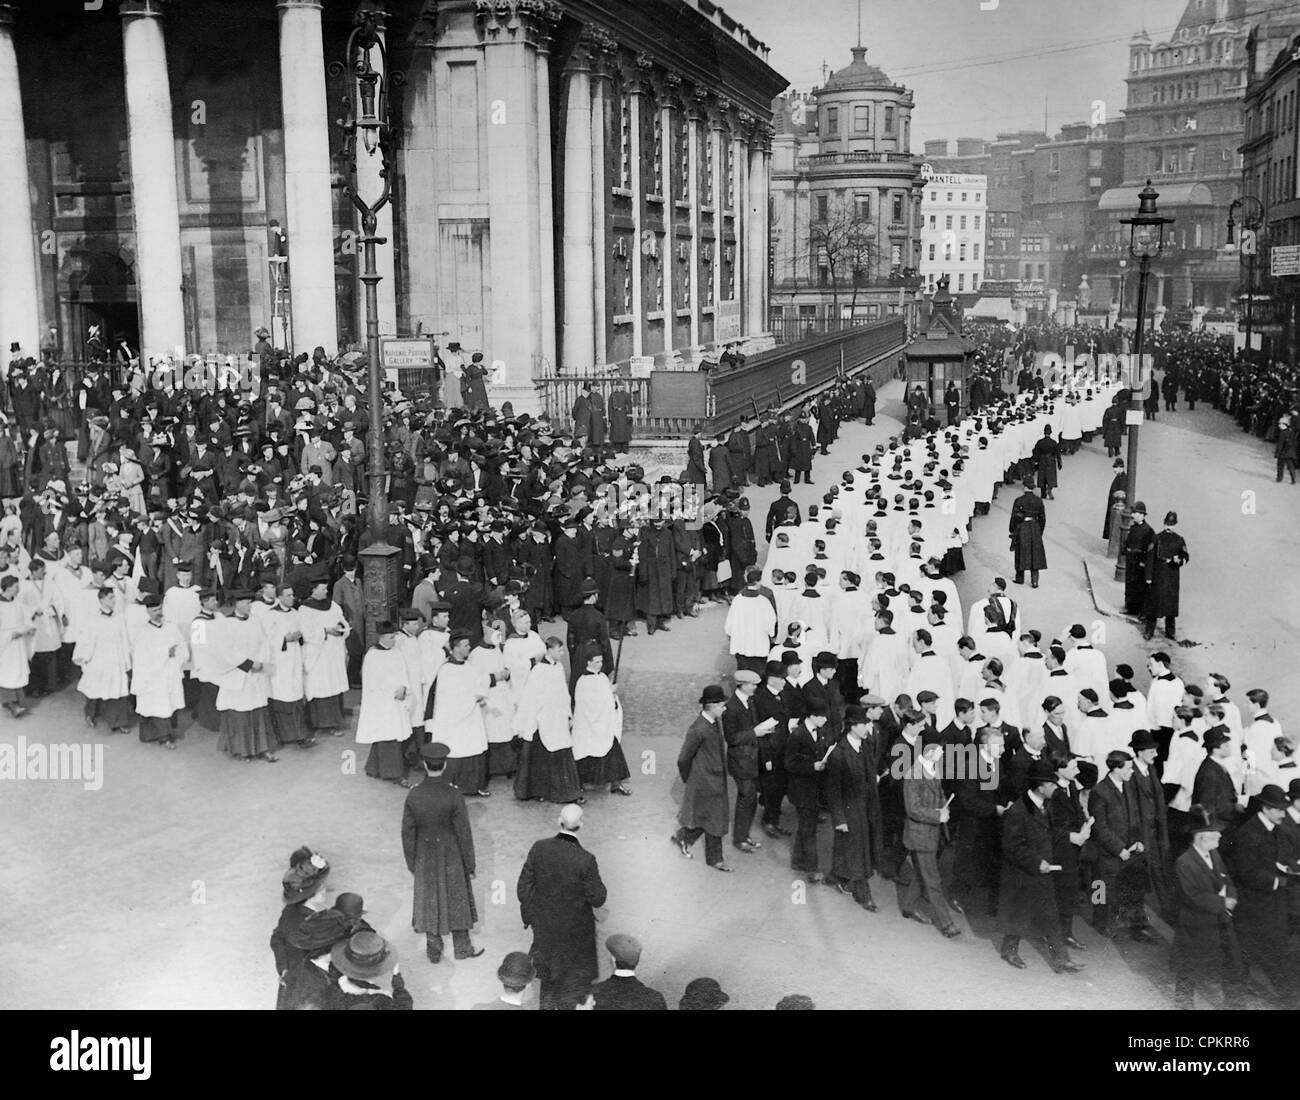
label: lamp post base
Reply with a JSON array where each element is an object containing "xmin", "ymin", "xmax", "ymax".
[
  {"xmin": 1113, "ymin": 508, "xmax": 1132, "ymax": 582},
  {"xmin": 359, "ymin": 541, "xmax": 402, "ymax": 648}
]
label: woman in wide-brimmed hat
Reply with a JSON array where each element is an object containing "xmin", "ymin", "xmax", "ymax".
[
  {"xmin": 329, "ymin": 931, "xmax": 412, "ymax": 1010},
  {"xmin": 269, "ymin": 846, "xmax": 330, "ymax": 1010}
]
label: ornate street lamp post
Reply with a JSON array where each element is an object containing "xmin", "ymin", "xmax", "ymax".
[
  {"xmin": 334, "ymin": 9, "xmax": 400, "ymax": 639},
  {"xmin": 1114, "ymin": 181, "xmax": 1173, "ymax": 582},
  {"xmin": 1226, "ymin": 195, "xmax": 1265, "ymax": 366}
]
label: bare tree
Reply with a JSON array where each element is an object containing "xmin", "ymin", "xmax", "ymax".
[{"xmin": 810, "ymin": 194, "xmax": 874, "ymax": 320}]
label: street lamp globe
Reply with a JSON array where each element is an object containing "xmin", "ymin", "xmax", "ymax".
[{"xmin": 1122, "ymin": 181, "xmax": 1171, "ymax": 260}]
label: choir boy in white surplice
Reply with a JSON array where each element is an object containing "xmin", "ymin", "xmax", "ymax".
[
  {"xmin": 0, "ymin": 575, "xmax": 35, "ymax": 717},
  {"xmin": 74, "ymin": 587, "xmax": 132, "ymax": 733},
  {"xmin": 264, "ymin": 584, "xmax": 310, "ymax": 748},
  {"xmin": 299, "ymin": 579, "xmax": 351, "ymax": 735},
  {"xmin": 210, "ymin": 591, "xmax": 279, "ymax": 763},
  {"xmin": 132, "ymin": 595, "xmax": 186, "ymax": 748},
  {"xmin": 725, "ymin": 569, "xmax": 778, "ymax": 674},
  {"xmin": 512, "ymin": 637, "xmax": 582, "ymax": 804},
  {"xmin": 425, "ymin": 630, "xmax": 491, "ymax": 796},
  {"xmin": 22, "ymin": 558, "xmax": 63, "ymax": 698},
  {"xmin": 358, "ymin": 621, "xmax": 413, "ymax": 785}
]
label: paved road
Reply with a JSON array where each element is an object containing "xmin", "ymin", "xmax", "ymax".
[{"xmin": 1, "ymin": 385, "xmax": 1292, "ymax": 1010}]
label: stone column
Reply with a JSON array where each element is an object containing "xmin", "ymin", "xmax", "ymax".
[
  {"xmin": 747, "ymin": 139, "xmax": 765, "ymax": 335},
  {"xmin": 659, "ymin": 82, "xmax": 678, "ymax": 327},
  {"xmin": 710, "ymin": 118, "xmax": 727, "ymax": 320},
  {"xmin": 535, "ymin": 10, "xmax": 560, "ymax": 374},
  {"xmin": 354, "ymin": 11, "xmax": 396, "ymax": 337},
  {"xmin": 589, "ymin": 34, "xmax": 615, "ymax": 368},
  {"xmin": 0, "ymin": 4, "xmax": 40, "ymax": 368},
  {"xmin": 121, "ymin": 0, "xmax": 186, "ymax": 362},
  {"xmin": 277, "ymin": 0, "xmax": 338, "ymax": 355},
  {"xmin": 481, "ymin": 2, "xmax": 543, "ymax": 394},
  {"xmin": 629, "ymin": 56, "xmax": 651, "ymax": 359},
  {"xmin": 760, "ymin": 137, "xmax": 772, "ymax": 327},
  {"xmin": 731, "ymin": 116, "xmax": 746, "ymax": 328},
  {"xmin": 560, "ymin": 44, "xmax": 595, "ymax": 372},
  {"xmin": 686, "ymin": 90, "xmax": 705, "ymax": 348}
]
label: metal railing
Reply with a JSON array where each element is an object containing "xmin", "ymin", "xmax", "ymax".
[{"xmin": 533, "ymin": 374, "xmax": 703, "ymax": 439}]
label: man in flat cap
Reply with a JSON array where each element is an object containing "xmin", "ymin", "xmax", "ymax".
[
  {"xmin": 401, "ymin": 741, "xmax": 485, "ymax": 964},
  {"xmin": 517, "ymin": 803, "xmax": 608, "ymax": 1010},
  {"xmin": 724, "ymin": 668, "xmax": 767, "ymax": 854},
  {"xmin": 898, "ymin": 723, "xmax": 962, "ymax": 938},
  {"xmin": 591, "ymin": 934, "xmax": 667, "ymax": 1010}
]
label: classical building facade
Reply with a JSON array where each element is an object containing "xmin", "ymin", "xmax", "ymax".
[
  {"xmin": 1, "ymin": 0, "xmax": 785, "ymax": 410},
  {"xmin": 769, "ymin": 46, "xmax": 923, "ymax": 333},
  {"xmin": 1093, "ymin": 1, "xmax": 1300, "ymax": 313}
]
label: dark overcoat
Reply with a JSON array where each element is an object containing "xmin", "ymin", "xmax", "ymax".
[
  {"xmin": 1172, "ymin": 845, "xmax": 1244, "ymax": 980},
  {"xmin": 998, "ymin": 792, "xmax": 1059, "ymax": 937},
  {"xmin": 517, "ymin": 833, "xmax": 608, "ymax": 985},
  {"xmin": 721, "ymin": 693, "xmax": 759, "ymax": 781},
  {"xmin": 1009, "ymin": 492, "xmax": 1047, "ymax": 572},
  {"xmin": 791, "ymin": 422, "xmax": 815, "ymax": 474},
  {"xmin": 401, "ymin": 775, "xmax": 478, "ymax": 935},
  {"xmin": 708, "ymin": 443, "xmax": 732, "ymax": 491},
  {"xmin": 677, "ymin": 713, "xmax": 730, "ymax": 835},
  {"xmin": 1144, "ymin": 529, "xmax": 1188, "ymax": 619},
  {"xmin": 607, "ymin": 389, "xmax": 633, "ymax": 445},
  {"xmin": 635, "ymin": 525, "xmax": 675, "ymax": 617},
  {"xmin": 1031, "ymin": 434, "xmax": 1061, "ymax": 491},
  {"xmin": 826, "ymin": 736, "xmax": 883, "ymax": 881}
]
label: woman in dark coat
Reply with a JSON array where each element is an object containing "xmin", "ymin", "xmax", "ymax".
[
  {"xmin": 1009, "ymin": 488, "xmax": 1047, "ymax": 586},
  {"xmin": 698, "ymin": 505, "xmax": 729, "ymax": 602},
  {"xmin": 707, "ymin": 441, "xmax": 732, "ymax": 492},
  {"xmin": 1031, "ymin": 426, "xmax": 1061, "ymax": 498},
  {"xmin": 815, "ymin": 402, "xmax": 835, "ymax": 454},
  {"xmin": 327, "ymin": 932, "xmax": 413, "ymax": 1010},
  {"xmin": 269, "ymin": 846, "xmax": 330, "ymax": 1010},
  {"xmin": 825, "ymin": 711, "xmax": 883, "ymax": 910},
  {"xmin": 587, "ymin": 388, "xmax": 608, "ymax": 447},
  {"xmin": 600, "ymin": 528, "xmax": 637, "ymax": 633}
]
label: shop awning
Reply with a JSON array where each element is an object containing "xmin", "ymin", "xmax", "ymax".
[{"xmin": 1098, "ymin": 182, "xmax": 1214, "ymax": 212}]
